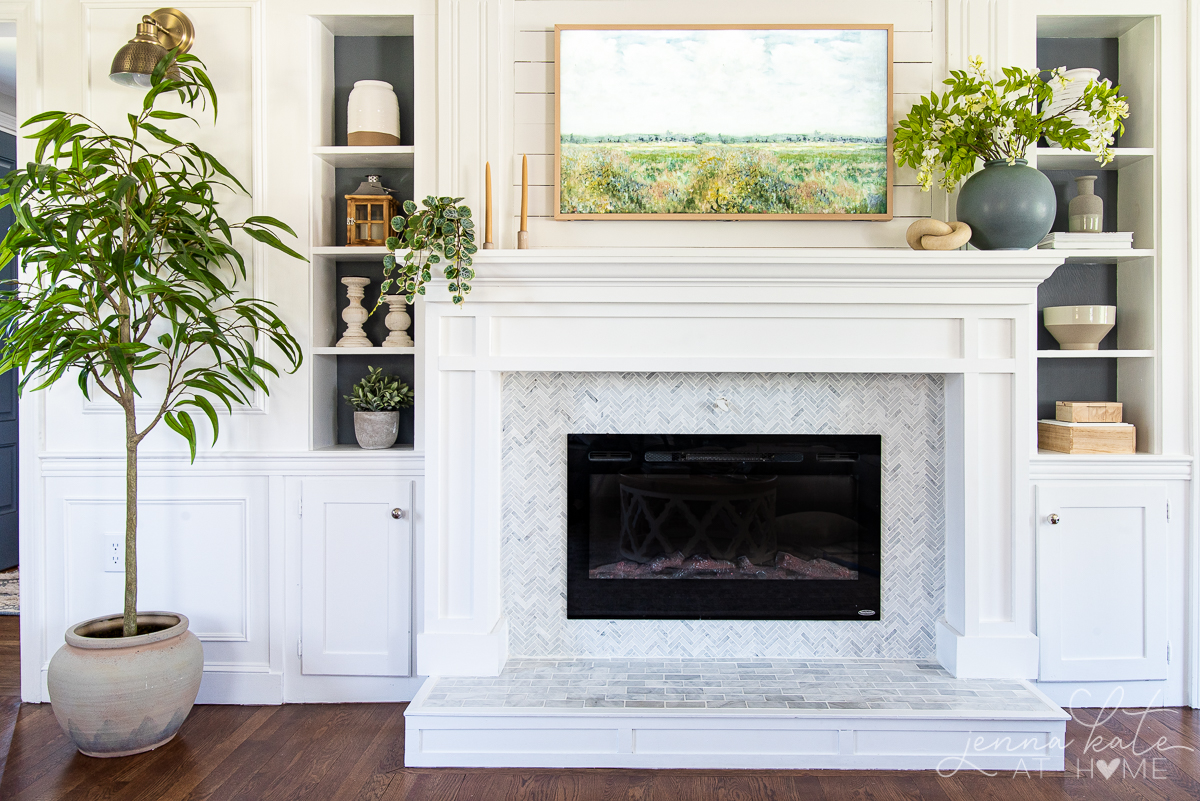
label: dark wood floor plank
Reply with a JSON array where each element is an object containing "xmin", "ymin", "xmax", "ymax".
[
  {"xmin": 176, "ymin": 704, "xmax": 311, "ymax": 801},
  {"xmin": 0, "ymin": 695, "xmax": 20, "ymax": 786},
  {"xmin": 329, "ymin": 704, "xmax": 409, "ymax": 801},
  {"xmin": 125, "ymin": 705, "xmax": 276, "ymax": 801},
  {"xmin": 0, "ymin": 616, "xmax": 20, "ymax": 697}
]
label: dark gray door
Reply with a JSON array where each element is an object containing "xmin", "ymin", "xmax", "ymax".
[{"xmin": 0, "ymin": 131, "xmax": 17, "ymax": 570}]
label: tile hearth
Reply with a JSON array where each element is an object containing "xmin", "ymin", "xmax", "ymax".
[{"xmin": 420, "ymin": 658, "xmax": 1057, "ymax": 714}]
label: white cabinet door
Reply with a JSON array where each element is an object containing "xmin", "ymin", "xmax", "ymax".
[
  {"xmin": 301, "ymin": 477, "xmax": 412, "ymax": 676},
  {"xmin": 1036, "ymin": 483, "xmax": 1167, "ymax": 682}
]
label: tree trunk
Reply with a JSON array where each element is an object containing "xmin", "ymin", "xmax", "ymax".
[{"xmin": 123, "ymin": 404, "xmax": 138, "ymax": 638}]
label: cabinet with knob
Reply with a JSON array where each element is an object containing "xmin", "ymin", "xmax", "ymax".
[
  {"xmin": 299, "ymin": 476, "xmax": 414, "ymax": 677},
  {"xmin": 1035, "ymin": 483, "xmax": 1168, "ymax": 682}
]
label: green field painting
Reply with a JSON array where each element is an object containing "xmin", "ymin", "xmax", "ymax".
[
  {"xmin": 559, "ymin": 140, "xmax": 888, "ymax": 216},
  {"xmin": 557, "ymin": 26, "xmax": 891, "ymax": 218}
]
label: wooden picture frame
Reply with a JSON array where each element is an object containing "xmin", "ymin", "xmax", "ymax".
[{"xmin": 554, "ymin": 24, "xmax": 894, "ymax": 221}]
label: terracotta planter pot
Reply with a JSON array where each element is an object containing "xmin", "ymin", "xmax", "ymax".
[
  {"xmin": 47, "ymin": 612, "xmax": 203, "ymax": 757},
  {"xmin": 354, "ymin": 410, "xmax": 400, "ymax": 449}
]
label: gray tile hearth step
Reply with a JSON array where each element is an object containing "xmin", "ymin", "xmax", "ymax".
[{"xmin": 404, "ymin": 658, "xmax": 1070, "ymax": 770}]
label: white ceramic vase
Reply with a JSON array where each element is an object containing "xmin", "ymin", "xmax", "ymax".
[{"xmin": 347, "ymin": 80, "xmax": 401, "ymax": 147}]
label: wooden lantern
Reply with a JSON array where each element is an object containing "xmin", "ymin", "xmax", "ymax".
[{"xmin": 345, "ymin": 175, "xmax": 398, "ymax": 247}]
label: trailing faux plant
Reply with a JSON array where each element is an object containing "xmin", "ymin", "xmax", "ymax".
[
  {"xmin": 0, "ymin": 53, "xmax": 304, "ymax": 637},
  {"xmin": 344, "ymin": 366, "xmax": 414, "ymax": 412},
  {"xmin": 895, "ymin": 56, "xmax": 1129, "ymax": 191},
  {"xmin": 378, "ymin": 195, "xmax": 477, "ymax": 309}
]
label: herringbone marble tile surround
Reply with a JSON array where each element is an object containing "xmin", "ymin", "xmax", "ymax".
[{"xmin": 501, "ymin": 372, "xmax": 946, "ymax": 660}]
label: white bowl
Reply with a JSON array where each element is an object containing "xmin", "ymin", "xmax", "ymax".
[{"xmin": 1043, "ymin": 305, "xmax": 1116, "ymax": 350}]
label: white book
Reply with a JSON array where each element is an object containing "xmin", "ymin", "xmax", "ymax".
[
  {"xmin": 1037, "ymin": 232, "xmax": 1134, "ymax": 249},
  {"xmin": 1037, "ymin": 419, "xmax": 1133, "ymax": 428}
]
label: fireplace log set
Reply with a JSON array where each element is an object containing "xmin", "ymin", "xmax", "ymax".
[{"xmin": 590, "ymin": 549, "xmax": 857, "ymax": 580}]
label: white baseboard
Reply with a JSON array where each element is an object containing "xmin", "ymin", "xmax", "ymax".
[
  {"xmin": 196, "ymin": 669, "xmax": 283, "ymax": 705},
  {"xmin": 1035, "ymin": 680, "xmax": 1178, "ymax": 709}
]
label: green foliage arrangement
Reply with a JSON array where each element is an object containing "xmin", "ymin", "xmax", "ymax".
[
  {"xmin": 379, "ymin": 195, "xmax": 477, "ymax": 308},
  {"xmin": 344, "ymin": 366, "xmax": 414, "ymax": 412},
  {"xmin": 895, "ymin": 57, "xmax": 1129, "ymax": 191},
  {"xmin": 0, "ymin": 53, "xmax": 304, "ymax": 637}
]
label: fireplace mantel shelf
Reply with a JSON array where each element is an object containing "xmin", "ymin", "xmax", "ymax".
[{"xmin": 438, "ymin": 248, "xmax": 1066, "ymax": 294}]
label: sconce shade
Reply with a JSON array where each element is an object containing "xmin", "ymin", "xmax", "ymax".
[{"xmin": 109, "ymin": 9, "xmax": 194, "ymax": 87}]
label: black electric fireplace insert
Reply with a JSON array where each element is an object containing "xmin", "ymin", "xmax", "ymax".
[{"xmin": 566, "ymin": 433, "xmax": 881, "ymax": 620}]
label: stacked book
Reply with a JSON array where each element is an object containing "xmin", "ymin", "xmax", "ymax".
[{"xmin": 1037, "ymin": 232, "xmax": 1133, "ymax": 249}]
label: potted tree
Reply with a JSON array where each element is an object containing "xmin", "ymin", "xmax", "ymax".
[
  {"xmin": 0, "ymin": 53, "xmax": 303, "ymax": 756},
  {"xmin": 345, "ymin": 366, "xmax": 414, "ymax": 449}
]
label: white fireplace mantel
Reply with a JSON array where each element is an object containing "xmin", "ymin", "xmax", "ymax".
[{"xmin": 418, "ymin": 249, "xmax": 1065, "ymax": 678}]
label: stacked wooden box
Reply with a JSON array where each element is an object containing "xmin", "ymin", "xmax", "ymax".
[{"xmin": 1038, "ymin": 402, "xmax": 1135, "ymax": 454}]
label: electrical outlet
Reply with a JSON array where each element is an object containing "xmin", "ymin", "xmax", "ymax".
[{"xmin": 103, "ymin": 535, "xmax": 124, "ymax": 572}]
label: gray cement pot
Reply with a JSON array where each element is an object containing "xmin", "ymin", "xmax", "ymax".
[
  {"xmin": 47, "ymin": 611, "xmax": 203, "ymax": 757},
  {"xmin": 354, "ymin": 410, "xmax": 400, "ymax": 449}
]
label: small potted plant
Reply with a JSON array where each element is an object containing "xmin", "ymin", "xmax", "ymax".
[
  {"xmin": 345, "ymin": 366, "xmax": 414, "ymax": 449},
  {"xmin": 894, "ymin": 57, "xmax": 1128, "ymax": 249}
]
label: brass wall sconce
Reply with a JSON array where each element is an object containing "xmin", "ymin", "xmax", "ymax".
[{"xmin": 109, "ymin": 7, "xmax": 195, "ymax": 87}]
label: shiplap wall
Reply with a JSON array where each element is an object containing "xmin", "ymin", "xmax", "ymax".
[{"xmin": 510, "ymin": 0, "xmax": 937, "ymax": 248}]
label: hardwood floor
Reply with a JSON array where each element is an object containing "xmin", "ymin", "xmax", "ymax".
[{"xmin": 0, "ymin": 620, "xmax": 1197, "ymax": 799}]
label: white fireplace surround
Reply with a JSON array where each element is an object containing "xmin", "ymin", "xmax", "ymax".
[{"xmin": 419, "ymin": 249, "xmax": 1065, "ymax": 680}]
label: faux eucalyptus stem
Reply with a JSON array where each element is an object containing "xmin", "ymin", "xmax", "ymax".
[{"xmin": 0, "ymin": 53, "xmax": 304, "ymax": 637}]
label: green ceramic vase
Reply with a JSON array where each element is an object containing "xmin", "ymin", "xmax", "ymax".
[{"xmin": 955, "ymin": 159, "xmax": 1056, "ymax": 250}]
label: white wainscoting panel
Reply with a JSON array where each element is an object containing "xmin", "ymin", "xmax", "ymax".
[{"xmin": 45, "ymin": 474, "xmax": 271, "ymax": 673}]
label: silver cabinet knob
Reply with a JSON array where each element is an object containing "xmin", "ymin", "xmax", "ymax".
[
  {"xmin": 392, "ymin": 508, "xmax": 405, "ymax": 520},
  {"xmin": 1048, "ymin": 513, "xmax": 1060, "ymax": 525}
]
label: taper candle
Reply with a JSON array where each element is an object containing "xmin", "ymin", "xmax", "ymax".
[
  {"xmin": 518, "ymin": 154, "xmax": 529, "ymax": 248},
  {"xmin": 483, "ymin": 161, "xmax": 495, "ymax": 248}
]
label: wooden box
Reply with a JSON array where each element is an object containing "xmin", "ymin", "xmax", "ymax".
[
  {"xmin": 1038, "ymin": 420, "xmax": 1135, "ymax": 454},
  {"xmin": 1055, "ymin": 401, "xmax": 1123, "ymax": 423}
]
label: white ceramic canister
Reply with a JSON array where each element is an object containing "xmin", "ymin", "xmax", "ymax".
[{"xmin": 347, "ymin": 80, "xmax": 401, "ymax": 146}]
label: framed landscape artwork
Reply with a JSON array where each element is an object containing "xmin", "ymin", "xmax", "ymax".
[{"xmin": 554, "ymin": 24, "xmax": 893, "ymax": 220}]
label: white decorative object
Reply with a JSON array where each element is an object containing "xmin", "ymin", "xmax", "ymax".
[
  {"xmin": 337, "ymin": 277, "xmax": 373, "ymax": 348},
  {"xmin": 1068, "ymin": 175, "xmax": 1103, "ymax": 233},
  {"xmin": 382, "ymin": 295, "xmax": 413, "ymax": 347},
  {"xmin": 347, "ymin": 80, "xmax": 401, "ymax": 146},
  {"xmin": 1043, "ymin": 305, "xmax": 1116, "ymax": 350},
  {"xmin": 1043, "ymin": 68, "xmax": 1100, "ymax": 145}
]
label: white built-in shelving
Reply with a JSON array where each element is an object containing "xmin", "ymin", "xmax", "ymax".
[
  {"xmin": 1032, "ymin": 13, "xmax": 1159, "ymax": 454},
  {"xmin": 312, "ymin": 145, "xmax": 415, "ymax": 168},
  {"xmin": 1033, "ymin": 146, "xmax": 1153, "ymax": 170},
  {"xmin": 308, "ymin": 13, "xmax": 425, "ymax": 451}
]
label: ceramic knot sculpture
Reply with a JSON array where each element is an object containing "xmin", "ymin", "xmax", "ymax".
[{"xmin": 905, "ymin": 219, "xmax": 973, "ymax": 250}]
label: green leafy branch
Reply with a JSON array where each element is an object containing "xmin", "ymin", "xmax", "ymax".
[
  {"xmin": 895, "ymin": 57, "xmax": 1129, "ymax": 191},
  {"xmin": 0, "ymin": 52, "xmax": 304, "ymax": 636}
]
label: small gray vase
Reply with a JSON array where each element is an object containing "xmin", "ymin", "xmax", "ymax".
[
  {"xmin": 354, "ymin": 411, "xmax": 400, "ymax": 449},
  {"xmin": 955, "ymin": 159, "xmax": 1056, "ymax": 250}
]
